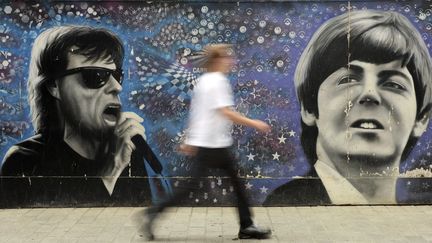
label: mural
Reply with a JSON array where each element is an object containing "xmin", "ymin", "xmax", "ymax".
[{"xmin": 0, "ymin": 0, "xmax": 431, "ymax": 207}]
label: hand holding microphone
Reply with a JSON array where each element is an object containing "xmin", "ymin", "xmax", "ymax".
[
  {"xmin": 113, "ymin": 111, "xmax": 162, "ymax": 174},
  {"xmin": 100, "ymin": 111, "xmax": 163, "ymax": 195}
]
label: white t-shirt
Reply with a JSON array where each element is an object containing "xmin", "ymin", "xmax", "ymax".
[{"xmin": 185, "ymin": 72, "xmax": 234, "ymax": 148}]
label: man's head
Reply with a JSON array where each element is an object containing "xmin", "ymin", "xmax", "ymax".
[
  {"xmin": 28, "ymin": 26, "xmax": 124, "ymax": 136},
  {"xmin": 295, "ymin": 10, "xmax": 432, "ymax": 168},
  {"xmin": 202, "ymin": 44, "xmax": 235, "ymax": 73}
]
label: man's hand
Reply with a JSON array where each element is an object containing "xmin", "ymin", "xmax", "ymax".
[
  {"xmin": 177, "ymin": 143, "xmax": 197, "ymax": 156},
  {"xmin": 112, "ymin": 112, "xmax": 146, "ymax": 170},
  {"xmin": 251, "ymin": 119, "xmax": 271, "ymax": 133},
  {"xmin": 101, "ymin": 111, "xmax": 146, "ymax": 195}
]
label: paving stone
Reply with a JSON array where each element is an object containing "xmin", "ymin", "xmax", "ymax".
[{"xmin": 1, "ymin": 206, "xmax": 432, "ymax": 242}]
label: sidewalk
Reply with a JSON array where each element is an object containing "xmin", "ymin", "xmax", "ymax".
[{"xmin": 0, "ymin": 206, "xmax": 431, "ymax": 242}]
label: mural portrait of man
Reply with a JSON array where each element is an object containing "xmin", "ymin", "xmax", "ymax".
[
  {"xmin": 0, "ymin": 26, "xmax": 169, "ymax": 206},
  {"xmin": 265, "ymin": 10, "xmax": 432, "ymax": 205},
  {"xmin": 0, "ymin": 1, "xmax": 432, "ymax": 208}
]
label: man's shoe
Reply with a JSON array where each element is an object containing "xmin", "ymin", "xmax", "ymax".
[
  {"xmin": 138, "ymin": 207, "xmax": 158, "ymax": 241},
  {"xmin": 238, "ymin": 224, "xmax": 272, "ymax": 239}
]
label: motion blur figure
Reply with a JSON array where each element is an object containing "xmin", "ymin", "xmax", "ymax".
[{"xmin": 138, "ymin": 44, "xmax": 272, "ymax": 240}]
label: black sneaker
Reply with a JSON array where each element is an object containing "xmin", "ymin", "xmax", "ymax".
[{"xmin": 238, "ymin": 223, "xmax": 272, "ymax": 239}]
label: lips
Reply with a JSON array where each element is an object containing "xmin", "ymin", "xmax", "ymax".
[
  {"xmin": 102, "ymin": 103, "xmax": 121, "ymax": 124},
  {"xmin": 350, "ymin": 119, "xmax": 384, "ymax": 130}
]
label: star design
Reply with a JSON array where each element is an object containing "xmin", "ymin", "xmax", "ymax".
[
  {"xmin": 278, "ymin": 134, "xmax": 287, "ymax": 144},
  {"xmin": 246, "ymin": 153, "xmax": 256, "ymax": 161},
  {"xmin": 289, "ymin": 130, "xmax": 296, "ymax": 137},
  {"xmin": 222, "ymin": 188, "xmax": 227, "ymax": 195},
  {"xmin": 288, "ymin": 164, "xmax": 295, "ymax": 172},
  {"xmin": 254, "ymin": 165, "xmax": 261, "ymax": 172},
  {"xmin": 272, "ymin": 152, "xmax": 280, "ymax": 161},
  {"xmin": 245, "ymin": 182, "xmax": 253, "ymax": 190},
  {"xmin": 260, "ymin": 186, "xmax": 268, "ymax": 194},
  {"xmin": 213, "ymin": 198, "xmax": 218, "ymax": 203},
  {"xmin": 265, "ymin": 115, "xmax": 276, "ymax": 125}
]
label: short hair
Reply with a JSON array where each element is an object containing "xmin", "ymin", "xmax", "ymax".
[
  {"xmin": 294, "ymin": 10, "xmax": 432, "ymax": 163},
  {"xmin": 27, "ymin": 26, "xmax": 125, "ymax": 134},
  {"xmin": 201, "ymin": 44, "xmax": 234, "ymax": 69}
]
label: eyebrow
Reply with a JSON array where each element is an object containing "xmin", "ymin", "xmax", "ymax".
[
  {"xmin": 348, "ymin": 64, "xmax": 412, "ymax": 82},
  {"xmin": 378, "ymin": 70, "xmax": 412, "ymax": 83},
  {"xmin": 347, "ymin": 64, "xmax": 363, "ymax": 75}
]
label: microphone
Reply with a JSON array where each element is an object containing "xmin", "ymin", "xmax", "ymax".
[{"xmin": 131, "ymin": 135, "xmax": 163, "ymax": 174}]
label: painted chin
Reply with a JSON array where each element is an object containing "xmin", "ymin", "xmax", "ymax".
[{"xmin": 346, "ymin": 132, "xmax": 398, "ymax": 156}]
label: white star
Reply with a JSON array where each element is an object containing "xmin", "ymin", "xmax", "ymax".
[
  {"xmin": 245, "ymin": 182, "xmax": 253, "ymax": 190},
  {"xmin": 278, "ymin": 134, "xmax": 287, "ymax": 144},
  {"xmin": 254, "ymin": 166, "xmax": 261, "ymax": 172},
  {"xmin": 288, "ymin": 164, "xmax": 295, "ymax": 172},
  {"xmin": 246, "ymin": 153, "xmax": 256, "ymax": 161},
  {"xmin": 260, "ymin": 186, "xmax": 268, "ymax": 194},
  {"xmin": 213, "ymin": 198, "xmax": 218, "ymax": 203},
  {"xmin": 272, "ymin": 152, "xmax": 280, "ymax": 161},
  {"xmin": 289, "ymin": 130, "xmax": 296, "ymax": 137}
]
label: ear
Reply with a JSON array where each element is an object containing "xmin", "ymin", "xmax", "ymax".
[
  {"xmin": 301, "ymin": 106, "xmax": 317, "ymax": 126},
  {"xmin": 411, "ymin": 115, "xmax": 429, "ymax": 137},
  {"xmin": 46, "ymin": 80, "xmax": 61, "ymax": 100}
]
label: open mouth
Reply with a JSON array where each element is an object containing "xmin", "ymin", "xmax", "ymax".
[
  {"xmin": 103, "ymin": 103, "xmax": 121, "ymax": 124},
  {"xmin": 351, "ymin": 119, "xmax": 384, "ymax": 130}
]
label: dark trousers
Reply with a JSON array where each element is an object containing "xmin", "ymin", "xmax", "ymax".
[{"xmin": 153, "ymin": 147, "xmax": 253, "ymax": 229}]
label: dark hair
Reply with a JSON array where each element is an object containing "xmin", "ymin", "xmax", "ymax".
[
  {"xmin": 27, "ymin": 26, "xmax": 124, "ymax": 134},
  {"xmin": 294, "ymin": 10, "xmax": 432, "ymax": 164}
]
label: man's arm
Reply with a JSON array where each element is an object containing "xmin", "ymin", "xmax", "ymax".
[{"xmin": 218, "ymin": 107, "xmax": 271, "ymax": 133}]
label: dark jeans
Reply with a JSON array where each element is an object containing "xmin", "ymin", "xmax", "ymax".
[{"xmin": 152, "ymin": 147, "xmax": 253, "ymax": 229}]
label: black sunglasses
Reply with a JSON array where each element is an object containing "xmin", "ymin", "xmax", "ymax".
[{"xmin": 55, "ymin": 66, "xmax": 124, "ymax": 89}]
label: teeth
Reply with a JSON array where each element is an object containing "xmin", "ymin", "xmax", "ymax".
[{"xmin": 359, "ymin": 122, "xmax": 377, "ymax": 129}]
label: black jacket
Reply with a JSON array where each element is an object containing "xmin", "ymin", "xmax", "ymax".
[
  {"xmin": 263, "ymin": 170, "xmax": 331, "ymax": 206},
  {"xmin": 0, "ymin": 133, "xmax": 154, "ymax": 207}
]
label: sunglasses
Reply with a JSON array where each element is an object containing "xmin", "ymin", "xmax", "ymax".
[{"xmin": 55, "ymin": 66, "xmax": 124, "ymax": 89}]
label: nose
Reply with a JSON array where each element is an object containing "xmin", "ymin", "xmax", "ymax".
[
  {"xmin": 105, "ymin": 75, "xmax": 122, "ymax": 94},
  {"xmin": 358, "ymin": 83, "xmax": 381, "ymax": 106}
]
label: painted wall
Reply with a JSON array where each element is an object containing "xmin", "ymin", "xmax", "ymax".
[{"xmin": 0, "ymin": 0, "xmax": 431, "ymax": 207}]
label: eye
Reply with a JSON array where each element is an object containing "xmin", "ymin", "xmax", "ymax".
[
  {"xmin": 382, "ymin": 80, "xmax": 406, "ymax": 91},
  {"xmin": 337, "ymin": 76, "xmax": 359, "ymax": 85}
]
